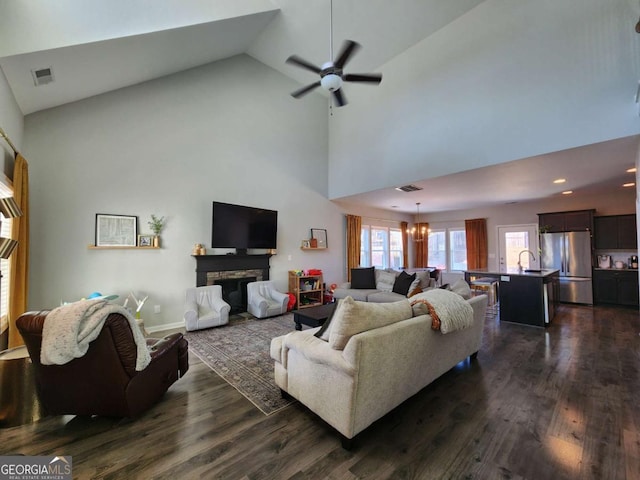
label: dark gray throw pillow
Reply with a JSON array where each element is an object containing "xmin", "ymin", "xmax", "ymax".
[
  {"xmin": 314, "ymin": 302, "xmax": 339, "ymax": 341},
  {"xmin": 351, "ymin": 267, "xmax": 376, "ymax": 289},
  {"xmin": 392, "ymin": 271, "xmax": 416, "ymax": 295}
]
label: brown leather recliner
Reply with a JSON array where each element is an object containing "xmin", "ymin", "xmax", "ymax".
[{"xmin": 16, "ymin": 310, "xmax": 189, "ymax": 418}]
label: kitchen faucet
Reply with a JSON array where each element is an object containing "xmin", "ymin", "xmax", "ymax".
[{"xmin": 517, "ymin": 249, "xmax": 536, "ymax": 273}]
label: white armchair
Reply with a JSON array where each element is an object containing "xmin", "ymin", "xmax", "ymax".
[
  {"xmin": 246, "ymin": 281, "xmax": 289, "ymax": 319},
  {"xmin": 184, "ymin": 285, "xmax": 231, "ymax": 332}
]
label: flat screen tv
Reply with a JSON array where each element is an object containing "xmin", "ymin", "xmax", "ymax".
[{"xmin": 211, "ymin": 201, "xmax": 278, "ymax": 252}]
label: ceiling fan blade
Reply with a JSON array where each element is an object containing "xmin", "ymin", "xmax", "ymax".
[
  {"xmin": 333, "ymin": 40, "xmax": 361, "ymax": 69},
  {"xmin": 332, "ymin": 88, "xmax": 347, "ymax": 107},
  {"xmin": 344, "ymin": 73, "xmax": 382, "ymax": 84},
  {"xmin": 291, "ymin": 81, "xmax": 321, "ymax": 99},
  {"xmin": 286, "ymin": 55, "xmax": 322, "ymax": 74}
]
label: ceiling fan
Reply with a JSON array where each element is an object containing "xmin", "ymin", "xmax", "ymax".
[{"xmin": 285, "ymin": 0, "xmax": 382, "ymax": 107}]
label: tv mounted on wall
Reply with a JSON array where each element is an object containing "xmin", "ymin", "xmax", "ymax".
[{"xmin": 211, "ymin": 201, "xmax": 278, "ymax": 253}]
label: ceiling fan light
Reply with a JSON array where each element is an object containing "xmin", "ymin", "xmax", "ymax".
[{"xmin": 321, "ymin": 73, "xmax": 343, "ymax": 92}]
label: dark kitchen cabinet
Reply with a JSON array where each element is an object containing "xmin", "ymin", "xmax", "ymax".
[
  {"xmin": 593, "ymin": 269, "xmax": 639, "ymax": 307},
  {"xmin": 594, "ymin": 215, "xmax": 637, "ymax": 250},
  {"xmin": 538, "ymin": 209, "xmax": 594, "ymax": 233}
]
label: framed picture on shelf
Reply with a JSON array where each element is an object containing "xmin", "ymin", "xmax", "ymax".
[
  {"xmin": 311, "ymin": 228, "xmax": 328, "ymax": 248},
  {"xmin": 138, "ymin": 234, "xmax": 153, "ymax": 247},
  {"xmin": 95, "ymin": 214, "xmax": 138, "ymax": 247},
  {"xmin": 301, "ymin": 240, "xmax": 310, "ymax": 248}
]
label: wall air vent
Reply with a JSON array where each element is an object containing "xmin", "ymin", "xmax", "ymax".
[
  {"xmin": 395, "ymin": 184, "xmax": 423, "ymax": 193},
  {"xmin": 31, "ymin": 67, "xmax": 55, "ymax": 86}
]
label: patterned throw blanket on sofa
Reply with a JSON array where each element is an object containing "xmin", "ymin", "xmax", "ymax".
[
  {"xmin": 410, "ymin": 289, "xmax": 474, "ymax": 334},
  {"xmin": 41, "ymin": 299, "xmax": 151, "ymax": 371}
]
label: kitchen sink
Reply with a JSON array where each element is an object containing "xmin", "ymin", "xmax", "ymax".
[{"xmin": 524, "ymin": 269, "xmax": 542, "ymax": 273}]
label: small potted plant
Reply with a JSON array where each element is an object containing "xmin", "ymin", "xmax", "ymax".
[{"xmin": 148, "ymin": 214, "xmax": 166, "ymax": 247}]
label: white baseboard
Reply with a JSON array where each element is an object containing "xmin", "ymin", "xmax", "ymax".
[{"xmin": 146, "ymin": 321, "xmax": 184, "ymax": 333}]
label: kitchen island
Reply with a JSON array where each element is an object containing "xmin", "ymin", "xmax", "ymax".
[{"xmin": 464, "ymin": 269, "xmax": 560, "ymax": 327}]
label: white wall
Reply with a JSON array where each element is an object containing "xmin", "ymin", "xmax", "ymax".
[
  {"xmin": 0, "ymin": 0, "xmax": 276, "ymax": 57},
  {"xmin": 23, "ymin": 55, "xmax": 345, "ymax": 330},
  {"xmin": 328, "ymin": 0, "xmax": 640, "ymax": 199},
  {"xmin": 0, "ymin": 68, "xmax": 22, "ymax": 178}
]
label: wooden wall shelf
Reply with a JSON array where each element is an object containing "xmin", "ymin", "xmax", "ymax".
[
  {"xmin": 300, "ymin": 247, "xmax": 327, "ymax": 251},
  {"xmin": 88, "ymin": 245, "xmax": 160, "ymax": 250}
]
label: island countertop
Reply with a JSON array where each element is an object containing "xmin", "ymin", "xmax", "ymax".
[
  {"xmin": 465, "ymin": 269, "xmax": 560, "ymax": 279},
  {"xmin": 464, "ymin": 269, "xmax": 560, "ymax": 327}
]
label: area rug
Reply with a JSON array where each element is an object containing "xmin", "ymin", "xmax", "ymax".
[{"xmin": 186, "ymin": 313, "xmax": 300, "ymax": 416}]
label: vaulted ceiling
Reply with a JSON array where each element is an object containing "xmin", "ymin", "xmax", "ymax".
[{"xmin": 1, "ymin": 0, "xmax": 639, "ymax": 213}]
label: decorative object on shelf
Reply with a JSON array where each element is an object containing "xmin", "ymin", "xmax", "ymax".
[
  {"xmin": 138, "ymin": 234, "xmax": 153, "ymax": 247},
  {"xmin": 148, "ymin": 214, "xmax": 166, "ymax": 248},
  {"xmin": 310, "ymin": 238, "xmax": 318, "ymax": 248},
  {"xmin": 302, "ymin": 240, "xmax": 310, "ymax": 248},
  {"xmin": 192, "ymin": 243, "xmax": 205, "ymax": 255},
  {"xmin": 310, "ymin": 228, "xmax": 328, "ymax": 248},
  {"xmin": 95, "ymin": 214, "xmax": 138, "ymax": 247}
]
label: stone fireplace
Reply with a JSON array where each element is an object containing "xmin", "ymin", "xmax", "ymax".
[{"xmin": 193, "ymin": 254, "xmax": 271, "ymax": 313}]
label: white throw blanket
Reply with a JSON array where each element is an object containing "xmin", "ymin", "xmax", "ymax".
[
  {"xmin": 41, "ymin": 299, "xmax": 151, "ymax": 371},
  {"xmin": 410, "ymin": 289, "xmax": 474, "ymax": 334}
]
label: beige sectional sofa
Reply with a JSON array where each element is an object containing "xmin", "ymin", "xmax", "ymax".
[
  {"xmin": 333, "ymin": 267, "xmax": 436, "ymax": 303},
  {"xmin": 270, "ymin": 293, "xmax": 488, "ymax": 448}
]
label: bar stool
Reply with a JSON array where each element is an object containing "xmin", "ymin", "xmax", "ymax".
[{"xmin": 469, "ymin": 277, "xmax": 499, "ymax": 313}]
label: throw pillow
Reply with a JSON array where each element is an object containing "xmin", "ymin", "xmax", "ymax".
[
  {"xmin": 376, "ymin": 270, "xmax": 397, "ymax": 292},
  {"xmin": 408, "ymin": 286, "xmax": 423, "ymax": 298},
  {"xmin": 392, "ymin": 271, "xmax": 416, "ymax": 296},
  {"xmin": 449, "ymin": 278, "xmax": 472, "ymax": 300},
  {"xmin": 406, "ymin": 277, "xmax": 421, "ymax": 296},
  {"xmin": 415, "ymin": 271, "xmax": 432, "ymax": 289},
  {"xmin": 314, "ymin": 301, "xmax": 340, "ymax": 341},
  {"xmin": 351, "ymin": 267, "xmax": 376, "ymax": 289},
  {"xmin": 328, "ymin": 296, "xmax": 413, "ymax": 350}
]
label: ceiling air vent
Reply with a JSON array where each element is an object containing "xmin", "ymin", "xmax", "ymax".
[
  {"xmin": 31, "ymin": 67, "xmax": 54, "ymax": 86},
  {"xmin": 395, "ymin": 184, "xmax": 423, "ymax": 193}
]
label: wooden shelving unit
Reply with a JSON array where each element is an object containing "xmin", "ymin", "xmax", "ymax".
[
  {"xmin": 289, "ymin": 271, "xmax": 324, "ymax": 309},
  {"xmin": 300, "ymin": 247, "xmax": 327, "ymax": 251}
]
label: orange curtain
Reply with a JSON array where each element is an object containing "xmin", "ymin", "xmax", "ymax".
[
  {"xmin": 346, "ymin": 215, "xmax": 361, "ymax": 281},
  {"xmin": 400, "ymin": 221, "xmax": 408, "ymax": 268},
  {"xmin": 414, "ymin": 222, "xmax": 429, "ymax": 268},
  {"xmin": 8, "ymin": 154, "xmax": 29, "ymax": 348},
  {"xmin": 465, "ymin": 218, "xmax": 487, "ymax": 270}
]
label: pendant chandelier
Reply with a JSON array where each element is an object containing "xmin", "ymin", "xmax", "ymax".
[{"xmin": 407, "ymin": 202, "xmax": 427, "ymax": 242}]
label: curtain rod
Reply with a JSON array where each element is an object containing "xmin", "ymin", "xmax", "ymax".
[{"xmin": 0, "ymin": 127, "xmax": 18, "ymax": 155}]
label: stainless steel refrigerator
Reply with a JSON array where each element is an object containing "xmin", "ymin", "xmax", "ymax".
[{"xmin": 540, "ymin": 231, "xmax": 593, "ymax": 304}]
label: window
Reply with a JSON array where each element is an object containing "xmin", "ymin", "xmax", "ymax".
[
  {"xmin": 428, "ymin": 230, "xmax": 446, "ymax": 269},
  {"xmin": 428, "ymin": 227, "xmax": 467, "ymax": 271},
  {"xmin": 360, "ymin": 227, "xmax": 370, "ymax": 267},
  {"xmin": 360, "ymin": 224, "xmax": 404, "ymax": 269},
  {"xmin": 449, "ymin": 228, "xmax": 467, "ymax": 271},
  {"xmin": 0, "ymin": 181, "xmax": 13, "ymax": 333}
]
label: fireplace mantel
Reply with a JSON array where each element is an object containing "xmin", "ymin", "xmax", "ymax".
[{"xmin": 192, "ymin": 254, "xmax": 272, "ymax": 287}]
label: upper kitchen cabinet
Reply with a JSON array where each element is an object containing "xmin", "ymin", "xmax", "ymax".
[
  {"xmin": 594, "ymin": 214, "xmax": 637, "ymax": 250},
  {"xmin": 538, "ymin": 209, "xmax": 594, "ymax": 233}
]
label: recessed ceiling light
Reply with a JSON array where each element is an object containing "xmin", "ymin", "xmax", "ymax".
[
  {"xmin": 627, "ymin": 167, "xmax": 637, "ymax": 173},
  {"xmin": 553, "ymin": 178, "xmax": 566, "ymax": 184},
  {"xmin": 623, "ymin": 182, "xmax": 635, "ymax": 187},
  {"xmin": 562, "ymin": 190, "xmax": 573, "ymax": 195}
]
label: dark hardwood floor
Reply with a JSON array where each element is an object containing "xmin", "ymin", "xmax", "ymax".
[{"xmin": 2, "ymin": 304, "xmax": 640, "ymax": 479}]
